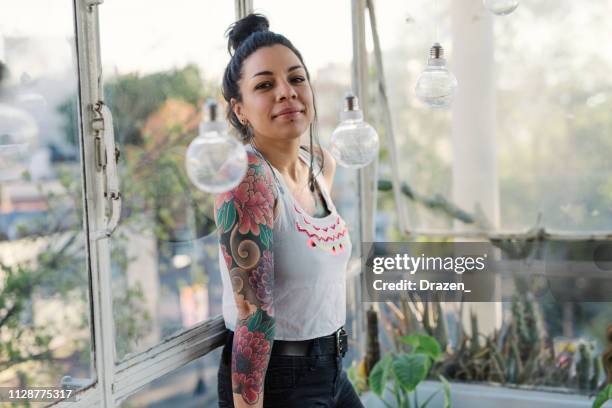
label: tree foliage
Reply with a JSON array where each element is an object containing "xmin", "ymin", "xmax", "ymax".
[{"xmin": 2, "ymin": 64, "xmax": 219, "ymax": 392}]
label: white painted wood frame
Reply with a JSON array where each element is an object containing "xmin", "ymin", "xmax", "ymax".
[{"xmin": 50, "ymin": 1, "xmax": 247, "ymax": 406}]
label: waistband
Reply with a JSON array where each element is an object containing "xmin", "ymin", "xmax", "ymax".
[{"xmin": 225, "ymin": 327, "xmax": 348, "ymax": 358}]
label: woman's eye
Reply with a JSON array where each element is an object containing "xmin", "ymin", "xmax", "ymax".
[
  {"xmin": 255, "ymin": 77, "xmax": 304, "ymax": 90},
  {"xmin": 255, "ymin": 82, "xmax": 272, "ymax": 90}
]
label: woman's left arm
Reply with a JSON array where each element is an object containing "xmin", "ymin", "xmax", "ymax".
[{"xmin": 215, "ymin": 154, "xmax": 277, "ymax": 407}]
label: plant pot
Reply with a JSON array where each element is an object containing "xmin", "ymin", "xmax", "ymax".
[{"xmin": 359, "ymin": 380, "xmax": 594, "ymax": 408}]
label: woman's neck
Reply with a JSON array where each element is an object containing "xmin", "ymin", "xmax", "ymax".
[{"xmin": 251, "ymin": 136, "xmax": 306, "ymax": 184}]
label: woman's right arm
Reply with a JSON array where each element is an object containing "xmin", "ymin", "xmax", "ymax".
[{"xmin": 215, "ymin": 153, "xmax": 276, "ymax": 408}]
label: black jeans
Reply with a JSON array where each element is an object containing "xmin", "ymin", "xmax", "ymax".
[{"xmin": 217, "ymin": 331, "xmax": 365, "ymax": 407}]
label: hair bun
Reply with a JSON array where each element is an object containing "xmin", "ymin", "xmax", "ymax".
[{"xmin": 226, "ymin": 13, "xmax": 270, "ymax": 54}]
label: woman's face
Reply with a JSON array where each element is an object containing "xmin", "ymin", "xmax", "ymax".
[{"xmin": 232, "ymin": 44, "xmax": 315, "ymax": 142}]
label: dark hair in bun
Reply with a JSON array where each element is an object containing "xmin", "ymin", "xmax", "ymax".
[
  {"xmin": 222, "ymin": 13, "xmax": 324, "ymax": 190},
  {"xmin": 226, "ymin": 13, "xmax": 270, "ymax": 55}
]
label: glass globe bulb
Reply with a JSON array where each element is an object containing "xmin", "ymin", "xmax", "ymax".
[
  {"xmin": 0, "ymin": 103, "xmax": 37, "ymax": 153},
  {"xmin": 185, "ymin": 100, "xmax": 247, "ymax": 193},
  {"xmin": 483, "ymin": 0, "xmax": 519, "ymax": 15},
  {"xmin": 415, "ymin": 43, "xmax": 458, "ymax": 108},
  {"xmin": 330, "ymin": 94, "xmax": 379, "ymax": 169}
]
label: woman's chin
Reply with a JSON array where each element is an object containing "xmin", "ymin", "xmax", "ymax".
[
  {"xmin": 273, "ymin": 123, "xmax": 309, "ymax": 139},
  {"xmin": 280, "ymin": 131, "xmax": 307, "ymax": 141}
]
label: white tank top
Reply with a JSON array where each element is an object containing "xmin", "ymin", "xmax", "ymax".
[{"xmin": 218, "ymin": 145, "xmax": 352, "ymax": 340}]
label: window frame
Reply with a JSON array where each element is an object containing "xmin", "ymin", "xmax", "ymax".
[{"xmin": 51, "ymin": 1, "xmax": 250, "ymax": 406}]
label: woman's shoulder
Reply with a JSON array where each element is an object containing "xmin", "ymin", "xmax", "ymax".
[
  {"xmin": 300, "ymin": 145, "xmax": 336, "ymax": 190},
  {"xmin": 245, "ymin": 150, "xmax": 279, "ymax": 195},
  {"xmin": 300, "ymin": 145, "xmax": 336, "ymax": 177},
  {"xmin": 215, "ymin": 151, "xmax": 278, "ymax": 203},
  {"xmin": 214, "ymin": 150, "xmax": 279, "ymax": 226}
]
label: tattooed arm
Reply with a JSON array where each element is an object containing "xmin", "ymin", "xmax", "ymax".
[{"xmin": 215, "ymin": 153, "xmax": 276, "ymax": 407}]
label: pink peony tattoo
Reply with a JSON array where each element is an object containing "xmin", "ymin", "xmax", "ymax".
[
  {"xmin": 232, "ymin": 325, "xmax": 272, "ymax": 404},
  {"xmin": 215, "ymin": 155, "xmax": 275, "ymax": 237}
]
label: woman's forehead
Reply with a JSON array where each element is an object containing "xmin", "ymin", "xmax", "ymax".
[{"xmin": 242, "ymin": 44, "xmax": 304, "ymax": 77}]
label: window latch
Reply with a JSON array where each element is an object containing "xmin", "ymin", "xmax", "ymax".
[{"xmin": 92, "ymin": 101, "xmax": 122, "ymax": 239}]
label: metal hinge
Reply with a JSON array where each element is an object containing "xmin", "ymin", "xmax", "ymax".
[
  {"xmin": 92, "ymin": 102, "xmax": 120, "ymax": 171},
  {"xmin": 92, "ymin": 106, "xmax": 106, "ymax": 172},
  {"xmin": 91, "ymin": 101, "xmax": 122, "ymax": 239}
]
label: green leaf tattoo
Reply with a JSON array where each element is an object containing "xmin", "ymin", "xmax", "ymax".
[
  {"xmin": 217, "ymin": 200, "xmax": 237, "ymax": 233},
  {"xmin": 259, "ymin": 224, "xmax": 272, "ymax": 250}
]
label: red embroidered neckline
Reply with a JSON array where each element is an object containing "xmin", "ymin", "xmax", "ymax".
[{"xmin": 293, "ymin": 205, "xmax": 349, "ymax": 255}]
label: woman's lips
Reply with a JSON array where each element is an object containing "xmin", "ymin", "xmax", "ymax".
[{"xmin": 274, "ymin": 110, "xmax": 304, "ymax": 119}]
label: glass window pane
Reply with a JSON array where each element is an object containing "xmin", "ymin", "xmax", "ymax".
[
  {"xmin": 493, "ymin": 1, "xmax": 612, "ymax": 232},
  {"xmin": 98, "ymin": 1, "xmax": 235, "ymax": 362},
  {"xmin": 373, "ymin": 0, "xmax": 612, "ymax": 235},
  {"xmin": 119, "ymin": 348, "xmax": 222, "ymax": 407},
  {"xmin": 0, "ymin": 0, "xmax": 94, "ymax": 393},
  {"xmin": 371, "ymin": 0, "xmax": 456, "ymax": 236}
]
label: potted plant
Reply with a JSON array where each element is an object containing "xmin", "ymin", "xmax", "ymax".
[
  {"xmin": 351, "ymin": 333, "xmax": 451, "ymax": 408},
  {"xmin": 593, "ymin": 384, "xmax": 612, "ymax": 408}
]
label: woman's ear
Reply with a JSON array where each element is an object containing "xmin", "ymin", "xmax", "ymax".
[{"xmin": 230, "ymin": 98, "xmax": 243, "ymax": 121}]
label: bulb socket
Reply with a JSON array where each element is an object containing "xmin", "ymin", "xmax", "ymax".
[
  {"xmin": 344, "ymin": 93, "xmax": 360, "ymax": 111},
  {"xmin": 204, "ymin": 98, "xmax": 218, "ymax": 122},
  {"xmin": 430, "ymin": 43, "xmax": 444, "ymax": 59}
]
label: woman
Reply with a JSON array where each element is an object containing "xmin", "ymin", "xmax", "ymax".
[{"xmin": 215, "ymin": 13, "xmax": 364, "ymax": 408}]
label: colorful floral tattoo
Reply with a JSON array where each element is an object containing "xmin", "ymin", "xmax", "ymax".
[{"xmin": 215, "ymin": 154, "xmax": 276, "ymax": 405}]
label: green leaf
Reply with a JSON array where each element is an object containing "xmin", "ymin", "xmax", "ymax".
[
  {"xmin": 382, "ymin": 353, "xmax": 394, "ymax": 390},
  {"xmin": 399, "ymin": 334, "xmax": 441, "ymax": 360},
  {"xmin": 439, "ymin": 375, "xmax": 451, "ymax": 408},
  {"xmin": 369, "ymin": 353, "xmax": 394, "ymax": 396},
  {"xmin": 593, "ymin": 384, "xmax": 612, "ymax": 408},
  {"xmin": 420, "ymin": 389, "xmax": 440, "ymax": 408},
  {"xmin": 259, "ymin": 224, "xmax": 272, "ymax": 249},
  {"xmin": 347, "ymin": 365, "xmax": 357, "ymax": 384},
  {"xmin": 217, "ymin": 201, "xmax": 236, "ymax": 233},
  {"xmin": 369, "ymin": 361, "xmax": 385, "ymax": 396},
  {"xmin": 392, "ymin": 354, "xmax": 431, "ymax": 393}
]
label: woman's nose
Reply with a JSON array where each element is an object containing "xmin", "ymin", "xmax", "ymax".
[{"xmin": 276, "ymin": 79, "xmax": 297, "ymax": 101}]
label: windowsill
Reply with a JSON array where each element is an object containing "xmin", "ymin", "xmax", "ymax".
[{"xmin": 361, "ymin": 380, "xmax": 594, "ymax": 408}]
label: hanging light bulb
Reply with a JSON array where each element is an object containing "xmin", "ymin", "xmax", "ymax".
[
  {"xmin": 483, "ymin": 0, "xmax": 519, "ymax": 15},
  {"xmin": 16, "ymin": 71, "xmax": 48, "ymax": 108},
  {"xmin": 185, "ymin": 98, "xmax": 247, "ymax": 193},
  {"xmin": 415, "ymin": 43, "xmax": 458, "ymax": 108},
  {"xmin": 0, "ymin": 103, "xmax": 37, "ymax": 153},
  {"xmin": 330, "ymin": 93, "xmax": 379, "ymax": 169},
  {"xmin": 0, "ymin": 103, "xmax": 37, "ymax": 180}
]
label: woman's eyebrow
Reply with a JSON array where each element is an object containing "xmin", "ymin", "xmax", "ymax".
[{"xmin": 252, "ymin": 65, "xmax": 304, "ymax": 78}]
